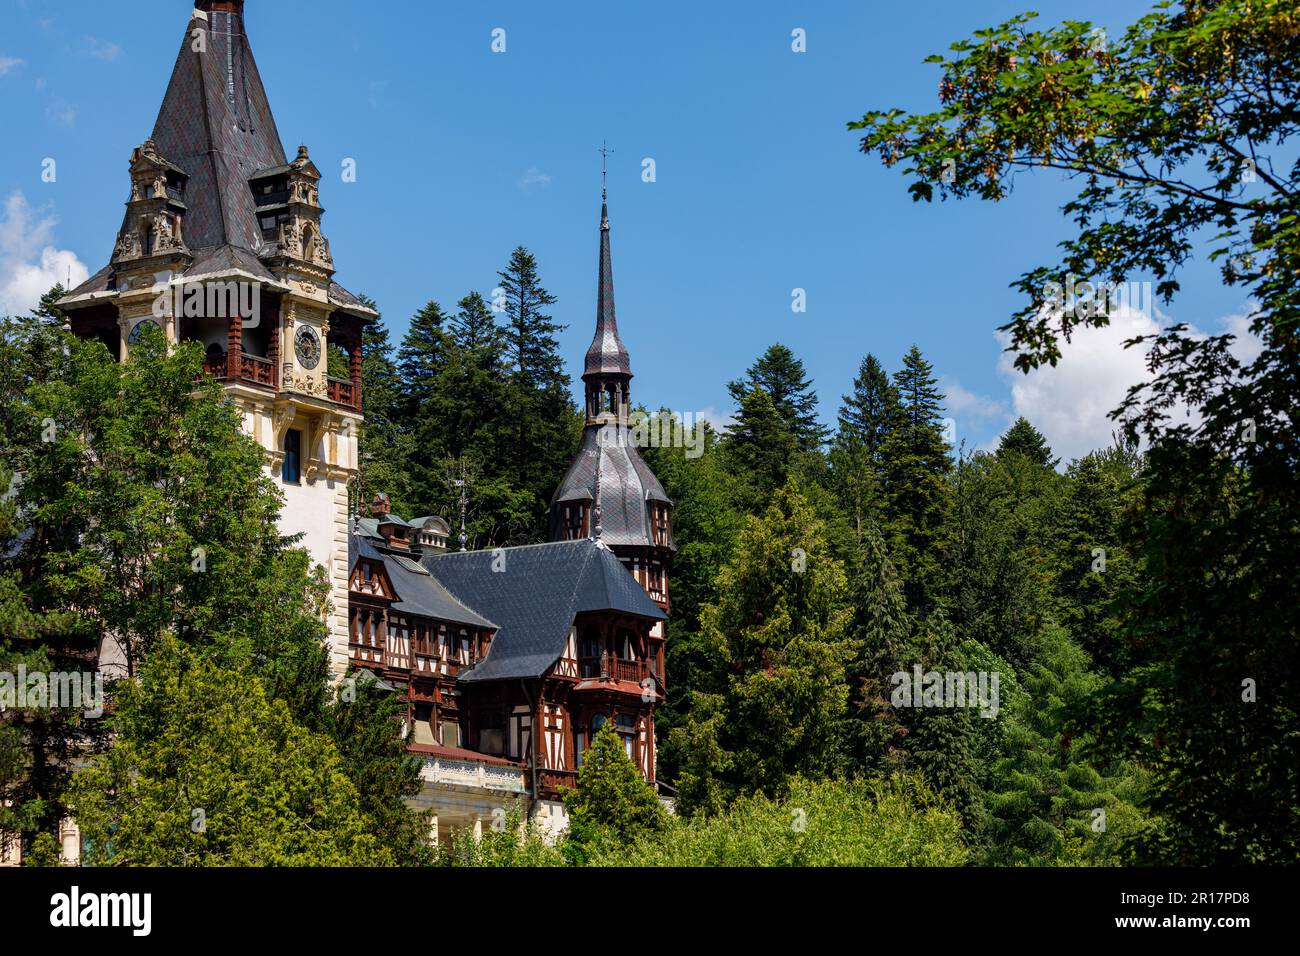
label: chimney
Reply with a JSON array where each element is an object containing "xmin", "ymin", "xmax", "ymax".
[{"xmin": 371, "ymin": 493, "xmax": 391, "ymax": 517}]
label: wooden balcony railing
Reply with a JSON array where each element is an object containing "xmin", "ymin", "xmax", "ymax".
[
  {"xmin": 578, "ymin": 656, "xmax": 642, "ymax": 683},
  {"xmin": 538, "ymin": 768, "xmax": 578, "ymax": 797},
  {"xmin": 349, "ymin": 640, "xmax": 383, "ymax": 666},
  {"xmin": 240, "ymin": 352, "xmax": 275, "ymax": 388},
  {"xmin": 327, "ymin": 376, "xmax": 358, "ymax": 409}
]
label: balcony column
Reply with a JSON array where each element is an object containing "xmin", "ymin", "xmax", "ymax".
[
  {"xmin": 348, "ymin": 332, "xmax": 362, "ymax": 410},
  {"xmin": 226, "ymin": 302, "xmax": 242, "ymax": 381},
  {"xmin": 267, "ymin": 298, "xmax": 280, "ymax": 390}
]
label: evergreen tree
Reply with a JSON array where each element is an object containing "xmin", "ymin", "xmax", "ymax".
[
  {"xmin": 830, "ymin": 354, "xmax": 899, "ymax": 539},
  {"xmin": 881, "ymin": 345, "xmax": 952, "ymax": 610},
  {"xmin": 723, "ymin": 387, "xmax": 798, "ymax": 508},
  {"xmin": 895, "ymin": 611, "xmax": 985, "ymax": 830},
  {"xmin": 355, "ymin": 294, "xmax": 413, "ymax": 516},
  {"xmin": 727, "ymin": 343, "xmax": 828, "ymax": 452},
  {"xmin": 327, "ymin": 669, "xmax": 432, "ymax": 865},
  {"xmin": 948, "ymin": 446, "xmax": 1061, "ymax": 667},
  {"xmin": 1052, "ymin": 442, "xmax": 1142, "ymax": 677},
  {"xmin": 496, "ymin": 247, "xmax": 578, "ymax": 541},
  {"xmin": 68, "ymin": 635, "xmax": 390, "ymax": 866},
  {"xmin": 667, "ymin": 482, "xmax": 854, "ymax": 813},
  {"xmin": 984, "ymin": 627, "xmax": 1146, "ymax": 866},
  {"xmin": 840, "ymin": 521, "xmax": 913, "ymax": 776},
  {"xmin": 997, "ymin": 416, "xmax": 1059, "ymax": 469},
  {"xmin": 562, "ymin": 721, "xmax": 667, "ymax": 864}
]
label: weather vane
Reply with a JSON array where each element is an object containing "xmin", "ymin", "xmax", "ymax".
[{"xmin": 599, "ymin": 140, "xmax": 613, "ymax": 196}]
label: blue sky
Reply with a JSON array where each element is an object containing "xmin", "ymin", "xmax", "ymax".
[{"xmin": 0, "ymin": 0, "xmax": 1257, "ymax": 461}]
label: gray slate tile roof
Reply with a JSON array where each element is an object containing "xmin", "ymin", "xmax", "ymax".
[
  {"xmin": 585, "ymin": 197, "xmax": 632, "ymax": 377},
  {"xmin": 350, "ymin": 533, "xmax": 494, "ymax": 630},
  {"xmin": 549, "ymin": 425, "xmax": 672, "ymax": 548},
  {"xmin": 62, "ymin": 3, "xmax": 369, "ymax": 313},
  {"xmin": 422, "ymin": 539, "xmax": 665, "ymax": 683}
]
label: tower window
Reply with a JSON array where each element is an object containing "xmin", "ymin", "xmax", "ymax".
[{"xmin": 282, "ymin": 428, "xmax": 301, "ymax": 483}]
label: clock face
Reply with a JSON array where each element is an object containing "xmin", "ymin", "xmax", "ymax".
[
  {"xmin": 294, "ymin": 325, "xmax": 321, "ymax": 370},
  {"xmin": 127, "ymin": 318, "xmax": 160, "ymax": 345}
]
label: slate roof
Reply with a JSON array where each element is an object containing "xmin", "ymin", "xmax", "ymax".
[
  {"xmin": 584, "ymin": 195, "xmax": 632, "ymax": 378},
  {"xmin": 350, "ymin": 533, "xmax": 495, "ymax": 630},
  {"xmin": 549, "ymin": 425, "xmax": 672, "ymax": 548},
  {"xmin": 61, "ymin": 1, "xmax": 370, "ymax": 314},
  {"xmin": 422, "ymin": 539, "xmax": 665, "ymax": 683}
]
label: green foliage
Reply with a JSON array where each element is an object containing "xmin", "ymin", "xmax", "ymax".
[
  {"xmin": 68, "ymin": 635, "xmax": 390, "ymax": 866},
  {"xmin": 591, "ymin": 776, "xmax": 967, "ymax": 867},
  {"xmin": 561, "ymin": 722, "xmax": 667, "ymax": 864},
  {"xmin": 881, "ymin": 346, "xmax": 952, "ymax": 610},
  {"xmin": 435, "ymin": 803, "xmax": 564, "ymax": 867},
  {"xmin": 948, "ymin": 441, "xmax": 1063, "ymax": 668},
  {"xmin": 727, "ymin": 343, "xmax": 828, "ymax": 452},
  {"xmin": 830, "ymin": 353, "xmax": 899, "ymax": 541},
  {"xmin": 853, "ymin": 0, "xmax": 1300, "ymax": 863},
  {"xmin": 983, "ymin": 627, "xmax": 1144, "ymax": 866},
  {"xmin": 667, "ymin": 482, "xmax": 854, "ymax": 812},
  {"xmin": 327, "ymin": 670, "xmax": 432, "ymax": 865},
  {"xmin": 723, "ymin": 387, "xmax": 799, "ymax": 507},
  {"xmin": 4, "ymin": 311, "xmax": 426, "ymax": 862}
]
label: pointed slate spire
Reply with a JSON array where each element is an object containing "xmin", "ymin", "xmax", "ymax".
[
  {"xmin": 151, "ymin": 0, "xmax": 287, "ymax": 253},
  {"xmin": 583, "ymin": 188, "xmax": 632, "ymax": 379}
]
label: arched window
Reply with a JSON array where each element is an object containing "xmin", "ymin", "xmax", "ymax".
[{"xmin": 301, "ymin": 224, "xmax": 315, "ymax": 261}]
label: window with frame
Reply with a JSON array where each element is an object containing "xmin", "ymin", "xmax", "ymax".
[{"xmin": 282, "ymin": 428, "xmax": 301, "ymax": 483}]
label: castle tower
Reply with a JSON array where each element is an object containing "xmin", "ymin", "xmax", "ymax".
[
  {"xmin": 58, "ymin": 0, "xmax": 371, "ymax": 677},
  {"xmin": 548, "ymin": 187, "xmax": 674, "ymax": 689}
]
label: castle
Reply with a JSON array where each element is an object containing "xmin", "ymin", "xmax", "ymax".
[{"xmin": 55, "ymin": 0, "xmax": 673, "ymax": 844}]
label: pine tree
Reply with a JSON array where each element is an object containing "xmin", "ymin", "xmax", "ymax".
[
  {"xmin": 562, "ymin": 721, "xmax": 667, "ymax": 864},
  {"xmin": 841, "ymin": 521, "xmax": 913, "ymax": 776},
  {"xmin": 355, "ymin": 295, "xmax": 413, "ymax": 516},
  {"xmin": 497, "ymin": 247, "xmax": 564, "ymax": 388},
  {"xmin": 997, "ymin": 416, "xmax": 1059, "ymax": 469},
  {"xmin": 723, "ymin": 387, "xmax": 798, "ymax": 508},
  {"xmin": 881, "ymin": 345, "xmax": 952, "ymax": 610},
  {"xmin": 668, "ymin": 482, "xmax": 854, "ymax": 812},
  {"xmin": 831, "ymin": 354, "xmax": 899, "ymax": 539},
  {"xmin": 727, "ymin": 343, "xmax": 828, "ymax": 452},
  {"xmin": 495, "ymin": 248, "xmax": 578, "ymax": 541}
]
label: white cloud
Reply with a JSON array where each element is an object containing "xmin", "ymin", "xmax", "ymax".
[
  {"xmin": 82, "ymin": 36, "xmax": 123, "ymax": 62},
  {"xmin": 996, "ymin": 302, "xmax": 1264, "ymax": 462},
  {"xmin": 0, "ymin": 191, "xmax": 89, "ymax": 318},
  {"xmin": 45, "ymin": 101, "xmax": 76, "ymax": 127},
  {"xmin": 0, "ymin": 56, "xmax": 24, "ymax": 76},
  {"xmin": 696, "ymin": 406, "xmax": 735, "ymax": 433},
  {"xmin": 517, "ymin": 167, "xmax": 552, "ymax": 189},
  {"xmin": 941, "ymin": 376, "xmax": 1006, "ymax": 420}
]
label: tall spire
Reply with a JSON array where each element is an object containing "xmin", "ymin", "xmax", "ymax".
[
  {"xmin": 584, "ymin": 160, "xmax": 631, "ymax": 380},
  {"xmin": 150, "ymin": 0, "xmax": 285, "ymax": 254}
]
